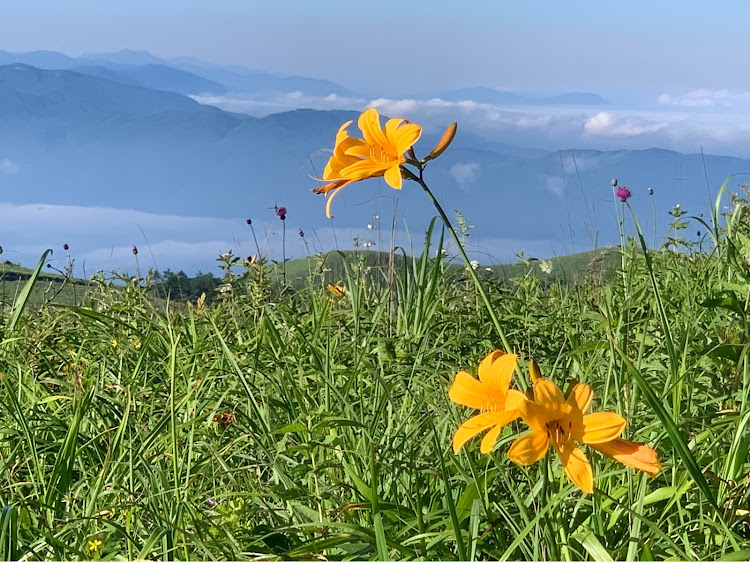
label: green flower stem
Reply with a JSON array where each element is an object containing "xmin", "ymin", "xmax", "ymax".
[{"xmin": 406, "ymin": 166, "xmax": 520, "ymax": 381}]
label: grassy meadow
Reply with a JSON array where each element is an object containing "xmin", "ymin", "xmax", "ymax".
[
  {"xmin": 0, "ymin": 203, "xmax": 748, "ymax": 561},
  {"xmin": 0, "ymin": 108, "xmax": 749, "ymax": 560}
]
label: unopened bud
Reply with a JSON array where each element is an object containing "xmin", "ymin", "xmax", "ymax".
[
  {"xmin": 529, "ymin": 358, "xmax": 542, "ymax": 384},
  {"xmin": 611, "ymin": 178, "xmax": 618, "ymax": 187},
  {"xmin": 424, "ymin": 122, "xmax": 458, "ymax": 162}
]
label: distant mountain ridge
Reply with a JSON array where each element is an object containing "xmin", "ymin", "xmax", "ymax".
[
  {"xmin": 0, "ymin": 57, "xmax": 742, "ymax": 260},
  {"xmin": 0, "ymin": 48, "xmax": 355, "ymax": 98},
  {"xmin": 0, "ymin": 49, "xmax": 610, "ymax": 107},
  {"xmin": 439, "ymin": 86, "xmax": 609, "ymax": 106}
]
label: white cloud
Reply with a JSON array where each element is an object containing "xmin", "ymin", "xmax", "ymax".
[
  {"xmin": 544, "ymin": 176, "xmax": 564, "ymax": 197},
  {"xmin": 190, "ymin": 91, "xmax": 366, "ymax": 116},
  {"xmin": 658, "ymin": 89, "xmax": 750, "ymax": 108},
  {"xmin": 450, "ymin": 162, "xmax": 481, "ymax": 191},
  {"xmin": 0, "ymin": 158, "xmax": 19, "ymax": 175},
  {"xmin": 583, "ymin": 111, "xmax": 667, "ymax": 137},
  {"xmin": 192, "ymin": 90, "xmax": 750, "ymax": 158}
]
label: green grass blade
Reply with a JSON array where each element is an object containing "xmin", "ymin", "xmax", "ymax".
[{"xmin": 5, "ymin": 249, "xmax": 51, "ymax": 335}]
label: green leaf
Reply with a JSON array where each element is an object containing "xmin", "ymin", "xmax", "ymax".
[
  {"xmin": 574, "ymin": 528, "xmax": 613, "ymax": 562},
  {"xmin": 5, "ymin": 249, "xmax": 52, "ymax": 335}
]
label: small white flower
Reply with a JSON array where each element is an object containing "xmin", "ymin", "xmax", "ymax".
[
  {"xmin": 485, "ymin": 267, "xmax": 492, "ymax": 272},
  {"xmin": 469, "ymin": 260, "xmax": 479, "ymax": 270},
  {"xmin": 539, "ymin": 260, "xmax": 553, "ymax": 275}
]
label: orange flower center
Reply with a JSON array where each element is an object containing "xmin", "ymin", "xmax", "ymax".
[
  {"xmin": 546, "ymin": 419, "xmax": 573, "ymax": 444},
  {"xmin": 368, "ymin": 144, "xmax": 393, "ymax": 162},
  {"xmin": 481, "ymin": 396, "xmax": 503, "ymax": 412}
]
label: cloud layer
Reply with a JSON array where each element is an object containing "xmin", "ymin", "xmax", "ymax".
[
  {"xmin": 193, "ymin": 89, "xmax": 750, "ymax": 159},
  {"xmin": 0, "ymin": 202, "xmax": 573, "ymax": 276}
]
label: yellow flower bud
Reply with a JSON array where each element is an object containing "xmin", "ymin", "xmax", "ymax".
[
  {"xmin": 423, "ymin": 123, "xmax": 457, "ymax": 162},
  {"xmin": 528, "ymin": 358, "xmax": 542, "ymax": 384}
]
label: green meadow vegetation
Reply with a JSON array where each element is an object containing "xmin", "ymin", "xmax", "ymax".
[{"xmin": 0, "ymin": 110, "xmax": 749, "ymax": 561}]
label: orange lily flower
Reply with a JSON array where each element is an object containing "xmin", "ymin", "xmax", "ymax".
[
  {"xmin": 313, "ymin": 108, "xmax": 422, "ymax": 218},
  {"xmin": 326, "ymin": 283, "xmax": 345, "ymax": 298},
  {"xmin": 449, "ymin": 351, "xmax": 525, "ymax": 454},
  {"xmin": 508, "ymin": 377, "xmax": 659, "ymax": 493}
]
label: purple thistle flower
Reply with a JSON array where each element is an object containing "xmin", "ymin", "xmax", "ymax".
[
  {"xmin": 615, "ymin": 186, "xmax": 632, "ymax": 202},
  {"xmin": 298, "ymin": 229, "xmax": 304, "ymax": 237},
  {"xmin": 131, "ymin": 245, "xmax": 138, "ymax": 255},
  {"xmin": 276, "ymin": 206, "xmax": 287, "ymax": 220}
]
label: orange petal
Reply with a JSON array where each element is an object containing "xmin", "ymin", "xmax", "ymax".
[
  {"xmin": 448, "ymin": 371, "xmax": 486, "ymax": 410},
  {"xmin": 508, "ymin": 431, "xmax": 549, "ymax": 466},
  {"xmin": 312, "ymin": 178, "xmax": 347, "ymax": 195},
  {"xmin": 481, "ymin": 352, "xmax": 517, "ymax": 393},
  {"xmin": 358, "ymin": 108, "xmax": 389, "ymax": 148},
  {"xmin": 533, "ymin": 378, "xmax": 570, "ymax": 419},
  {"xmin": 392, "ymin": 122, "xmax": 423, "ymax": 155},
  {"xmin": 517, "ymin": 399, "xmax": 548, "ymax": 433},
  {"xmin": 343, "ymin": 142, "xmax": 372, "ymax": 159},
  {"xmin": 453, "ymin": 411, "xmax": 507, "ymax": 454},
  {"xmin": 339, "ymin": 159, "xmax": 390, "ymax": 180},
  {"xmin": 567, "ymin": 382, "xmax": 593, "ymax": 414},
  {"xmin": 581, "ymin": 412, "xmax": 626, "ymax": 444},
  {"xmin": 590, "ymin": 438, "xmax": 661, "ymax": 477},
  {"xmin": 477, "ymin": 350, "xmax": 505, "ymax": 383},
  {"xmin": 324, "ymin": 184, "xmax": 349, "ymax": 219},
  {"xmin": 554, "ymin": 440, "xmax": 594, "ymax": 493},
  {"xmin": 505, "ymin": 389, "xmax": 526, "ymax": 411},
  {"xmin": 534, "ymin": 378, "xmax": 566, "ymax": 406},
  {"xmin": 479, "ymin": 409, "xmax": 519, "ymax": 454},
  {"xmin": 334, "ymin": 120, "xmax": 354, "ymax": 146},
  {"xmin": 383, "ymin": 164, "xmax": 403, "ymax": 189}
]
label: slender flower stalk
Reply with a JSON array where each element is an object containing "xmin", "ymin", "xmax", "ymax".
[
  {"xmin": 404, "ymin": 166, "xmax": 515, "ymax": 363},
  {"xmin": 276, "ymin": 207, "xmax": 288, "ymax": 285},
  {"xmin": 246, "ymin": 218, "xmax": 262, "ymax": 259}
]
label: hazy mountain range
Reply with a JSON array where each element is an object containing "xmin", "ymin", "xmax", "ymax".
[{"xmin": 0, "ymin": 49, "xmax": 744, "ymax": 273}]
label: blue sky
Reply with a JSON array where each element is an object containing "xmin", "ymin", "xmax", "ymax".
[{"xmin": 2, "ymin": 1, "xmax": 748, "ymax": 96}]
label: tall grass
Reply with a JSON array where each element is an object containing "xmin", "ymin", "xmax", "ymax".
[{"xmin": 0, "ymin": 196, "xmax": 748, "ymax": 560}]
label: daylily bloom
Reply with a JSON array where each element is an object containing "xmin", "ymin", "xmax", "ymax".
[
  {"xmin": 449, "ymin": 351, "xmax": 525, "ymax": 454},
  {"xmin": 313, "ymin": 108, "xmax": 422, "ymax": 218},
  {"xmin": 326, "ymin": 283, "xmax": 345, "ymax": 298},
  {"xmin": 508, "ymin": 377, "xmax": 659, "ymax": 493}
]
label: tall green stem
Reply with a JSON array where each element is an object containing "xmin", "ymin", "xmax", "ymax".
[{"xmin": 408, "ymin": 168, "xmax": 516, "ymax": 367}]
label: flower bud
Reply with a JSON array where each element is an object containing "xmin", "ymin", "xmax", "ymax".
[
  {"xmin": 529, "ymin": 358, "xmax": 542, "ymax": 384},
  {"xmin": 424, "ymin": 123, "xmax": 458, "ymax": 162},
  {"xmin": 611, "ymin": 178, "xmax": 618, "ymax": 187},
  {"xmin": 132, "ymin": 245, "xmax": 138, "ymax": 255}
]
